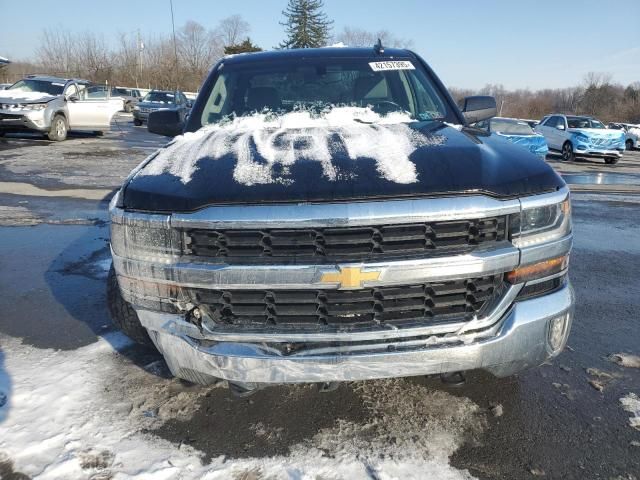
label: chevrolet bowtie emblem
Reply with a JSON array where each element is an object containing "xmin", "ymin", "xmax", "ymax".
[{"xmin": 320, "ymin": 266, "xmax": 381, "ymax": 289}]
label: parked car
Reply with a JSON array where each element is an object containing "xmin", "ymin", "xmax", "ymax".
[
  {"xmin": 109, "ymin": 46, "xmax": 574, "ymax": 395},
  {"xmin": 474, "ymin": 117, "xmax": 548, "ymax": 158},
  {"xmin": 607, "ymin": 122, "xmax": 640, "ymax": 151},
  {"xmin": 535, "ymin": 114, "xmax": 625, "ymax": 164},
  {"xmin": 133, "ymin": 90, "xmax": 190, "ymax": 126},
  {"xmin": 0, "ymin": 75, "xmax": 123, "ymax": 141},
  {"xmin": 111, "ymin": 87, "xmax": 142, "ymax": 113}
]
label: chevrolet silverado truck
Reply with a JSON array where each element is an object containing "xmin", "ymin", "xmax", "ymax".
[{"xmin": 108, "ymin": 46, "xmax": 574, "ymax": 395}]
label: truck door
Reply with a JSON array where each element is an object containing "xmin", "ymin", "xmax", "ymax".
[{"xmin": 66, "ymin": 84, "xmax": 122, "ymax": 130}]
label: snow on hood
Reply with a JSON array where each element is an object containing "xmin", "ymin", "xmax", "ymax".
[
  {"xmin": 0, "ymin": 90, "xmax": 57, "ymax": 103},
  {"xmin": 139, "ymin": 107, "xmax": 446, "ymax": 186}
]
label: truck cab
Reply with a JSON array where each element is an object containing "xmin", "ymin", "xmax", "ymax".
[{"xmin": 109, "ymin": 47, "xmax": 574, "ymax": 394}]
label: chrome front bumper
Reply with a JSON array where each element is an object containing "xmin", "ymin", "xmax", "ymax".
[{"xmin": 137, "ymin": 283, "xmax": 574, "ymax": 385}]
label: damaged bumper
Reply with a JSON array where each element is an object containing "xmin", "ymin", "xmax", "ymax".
[{"xmin": 137, "ymin": 283, "xmax": 574, "ymax": 385}]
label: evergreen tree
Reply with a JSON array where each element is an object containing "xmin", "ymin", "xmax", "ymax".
[
  {"xmin": 279, "ymin": 0, "xmax": 333, "ymax": 49},
  {"xmin": 224, "ymin": 38, "xmax": 262, "ymax": 55}
]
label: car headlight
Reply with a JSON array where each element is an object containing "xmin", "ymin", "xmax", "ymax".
[
  {"xmin": 133, "ymin": 105, "xmax": 140, "ymax": 111},
  {"xmin": 20, "ymin": 103, "xmax": 48, "ymax": 111},
  {"xmin": 572, "ymin": 132, "xmax": 589, "ymax": 142},
  {"xmin": 110, "ymin": 210, "xmax": 180, "ymax": 264},
  {"xmin": 511, "ymin": 193, "xmax": 571, "ymax": 248}
]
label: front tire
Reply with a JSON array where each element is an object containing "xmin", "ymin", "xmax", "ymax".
[
  {"xmin": 604, "ymin": 157, "xmax": 619, "ymax": 165},
  {"xmin": 47, "ymin": 114, "xmax": 68, "ymax": 141},
  {"xmin": 625, "ymin": 139, "xmax": 633, "ymax": 151},
  {"xmin": 107, "ymin": 266, "xmax": 153, "ymax": 346},
  {"xmin": 133, "ymin": 118, "xmax": 143, "ymax": 126},
  {"xmin": 561, "ymin": 141, "xmax": 575, "ymax": 162}
]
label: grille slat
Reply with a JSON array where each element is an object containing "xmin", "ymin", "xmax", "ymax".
[
  {"xmin": 192, "ymin": 275, "xmax": 502, "ymax": 330},
  {"xmin": 185, "ymin": 217, "xmax": 507, "ymax": 261}
]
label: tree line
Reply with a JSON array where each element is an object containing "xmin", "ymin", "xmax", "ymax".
[{"xmin": 1, "ymin": 0, "xmax": 638, "ymax": 123}]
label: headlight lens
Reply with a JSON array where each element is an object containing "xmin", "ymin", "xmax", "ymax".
[
  {"xmin": 133, "ymin": 105, "xmax": 140, "ymax": 111},
  {"xmin": 512, "ymin": 196, "xmax": 571, "ymax": 248},
  {"xmin": 23, "ymin": 103, "xmax": 48, "ymax": 111},
  {"xmin": 110, "ymin": 212, "xmax": 180, "ymax": 264},
  {"xmin": 572, "ymin": 132, "xmax": 589, "ymax": 141}
]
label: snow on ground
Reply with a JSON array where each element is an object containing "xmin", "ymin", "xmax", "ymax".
[
  {"xmin": 0, "ymin": 333, "xmax": 484, "ymax": 479},
  {"xmin": 138, "ymin": 107, "xmax": 446, "ymax": 186},
  {"xmin": 620, "ymin": 393, "xmax": 640, "ymax": 431}
]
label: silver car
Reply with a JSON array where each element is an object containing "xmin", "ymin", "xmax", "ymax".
[{"xmin": 0, "ymin": 75, "xmax": 123, "ymax": 141}]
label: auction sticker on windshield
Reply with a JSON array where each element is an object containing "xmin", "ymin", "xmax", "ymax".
[{"xmin": 369, "ymin": 61, "xmax": 415, "ymax": 71}]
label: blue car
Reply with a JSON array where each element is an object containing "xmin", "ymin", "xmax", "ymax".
[{"xmin": 475, "ymin": 117, "xmax": 549, "ymax": 158}]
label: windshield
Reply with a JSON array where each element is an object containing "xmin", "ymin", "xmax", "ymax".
[
  {"xmin": 199, "ymin": 58, "xmax": 449, "ymax": 126},
  {"xmin": 8, "ymin": 79, "xmax": 64, "ymax": 96},
  {"xmin": 567, "ymin": 116, "xmax": 596, "ymax": 129},
  {"xmin": 143, "ymin": 91, "xmax": 175, "ymax": 103},
  {"xmin": 589, "ymin": 119, "xmax": 605, "ymax": 129},
  {"xmin": 491, "ymin": 118, "xmax": 534, "ymax": 135}
]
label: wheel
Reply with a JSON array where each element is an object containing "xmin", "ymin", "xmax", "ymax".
[
  {"xmin": 604, "ymin": 157, "xmax": 619, "ymax": 165},
  {"xmin": 93, "ymin": 131, "xmax": 104, "ymax": 137},
  {"xmin": 133, "ymin": 118, "xmax": 143, "ymax": 126},
  {"xmin": 626, "ymin": 139, "xmax": 633, "ymax": 151},
  {"xmin": 107, "ymin": 266, "xmax": 153, "ymax": 346},
  {"xmin": 561, "ymin": 141, "xmax": 575, "ymax": 162},
  {"xmin": 47, "ymin": 114, "xmax": 68, "ymax": 141}
]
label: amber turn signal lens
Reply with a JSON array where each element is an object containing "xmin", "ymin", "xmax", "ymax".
[{"xmin": 506, "ymin": 255, "xmax": 569, "ymax": 284}]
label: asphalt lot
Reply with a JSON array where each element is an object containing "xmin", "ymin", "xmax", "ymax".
[{"xmin": 0, "ymin": 116, "xmax": 639, "ymax": 479}]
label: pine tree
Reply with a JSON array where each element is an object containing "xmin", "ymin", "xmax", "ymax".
[
  {"xmin": 224, "ymin": 38, "xmax": 263, "ymax": 55},
  {"xmin": 279, "ymin": 0, "xmax": 333, "ymax": 49}
]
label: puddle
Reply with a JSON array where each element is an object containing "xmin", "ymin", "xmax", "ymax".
[{"xmin": 562, "ymin": 173, "xmax": 640, "ymax": 186}]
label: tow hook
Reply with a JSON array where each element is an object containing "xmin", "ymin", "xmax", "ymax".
[{"xmin": 440, "ymin": 371, "xmax": 466, "ymax": 386}]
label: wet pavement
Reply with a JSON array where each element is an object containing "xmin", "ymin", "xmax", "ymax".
[{"xmin": 0, "ymin": 118, "xmax": 639, "ymax": 479}]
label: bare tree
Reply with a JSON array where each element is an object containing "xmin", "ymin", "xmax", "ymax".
[
  {"xmin": 215, "ymin": 15, "xmax": 250, "ymax": 47},
  {"xmin": 335, "ymin": 27, "xmax": 413, "ymax": 49},
  {"xmin": 178, "ymin": 20, "xmax": 223, "ymax": 88},
  {"xmin": 36, "ymin": 27, "xmax": 77, "ymax": 76}
]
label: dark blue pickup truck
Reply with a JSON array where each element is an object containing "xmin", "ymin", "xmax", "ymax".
[{"xmin": 108, "ymin": 46, "xmax": 574, "ymax": 395}]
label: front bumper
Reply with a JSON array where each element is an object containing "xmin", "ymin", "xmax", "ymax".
[
  {"xmin": 137, "ymin": 283, "xmax": 574, "ymax": 385},
  {"xmin": 0, "ymin": 111, "xmax": 49, "ymax": 132},
  {"xmin": 574, "ymin": 145, "xmax": 624, "ymax": 158}
]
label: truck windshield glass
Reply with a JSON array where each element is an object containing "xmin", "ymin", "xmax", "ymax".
[
  {"xmin": 143, "ymin": 92, "xmax": 175, "ymax": 103},
  {"xmin": 8, "ymin": 79, "xmax": 64, "ymax": 96},
  {"xmin": 491, "ymin": 119, "xmax": 534, "ymax": 135},
  {"xmin": 200, "ymin": 59, "xmax": 448, "ymax": 126}
]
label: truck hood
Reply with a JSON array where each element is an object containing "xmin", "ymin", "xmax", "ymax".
[
  {"xmin": 0, "ymin": 90, "xmax": 57, "ymax": 103},
  {"xmin": 123, "ymin": 110, "xmax": 564, "ymax": 212}
]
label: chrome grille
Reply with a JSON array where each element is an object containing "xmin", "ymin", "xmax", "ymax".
[
  {"xmin": 184, "ymin": 217, "xmax": 507, "ymax": 261},
  {"xmin": 192, "ymin": 274, "xmax": 503, "ymax": 329}
]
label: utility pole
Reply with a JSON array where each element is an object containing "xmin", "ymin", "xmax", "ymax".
[
  {"xmin": 169, "ymin": 0, "xmax": 179, "ymax": 90},
  {"xmin": 136, "ymin": 29, "xmax": 143, "ymax": 89}
]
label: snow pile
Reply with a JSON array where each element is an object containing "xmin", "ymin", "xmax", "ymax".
[
  {"xmin": 139, "ymin": 107, "xmax": 446, "ymax": 185},
  {"xmin": 0, "ymin": 333, "xmax": 484, "ymax": 479},
  {"xmin": 620, "ymin": 393, "xmax": 640, "ymax": 431},
  {"xmin": 0, "ymin": 90, "xmax": 57, "ymax": 103},
  {"xmin": 609, "ymin": 353, "xmax": 640, "ymax": 369}
]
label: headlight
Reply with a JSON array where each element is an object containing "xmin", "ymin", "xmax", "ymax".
[
  {"xmin": 133, "ymin": 105, "xmax": 140, "ymax": 111},
  {"xmin": 511, "ymin": 193, "xmax": 571, "ymax": 248},
  {"xmin": 572, "ymin": 132, "xmax": 589, "ymax": 142},
  {"xmin": 110, "ymin": 211, "xmax": 180, "ymax": 264},
  {"xmin": 22, "ymin": 103, "xmax": 48, "ymax": 111}
]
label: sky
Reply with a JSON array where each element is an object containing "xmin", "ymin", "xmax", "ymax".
[{"xmin": 0, "ymin": 0, "xmax": 638, "ymax": 90}]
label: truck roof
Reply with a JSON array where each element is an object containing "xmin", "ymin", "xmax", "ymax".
[{"xmin": 222, "ymin": 46, "xmax": 415, "ymax": 65}]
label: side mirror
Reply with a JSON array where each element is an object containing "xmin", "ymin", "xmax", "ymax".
[
  {"xmin": 68, "ymin": 95, "xmax": 79, "ymax": 102},
  {"xmin": 557, "ymin": 124, "xmax": 565, "ymax": 130},
  {"xmin": 460, "ymin": 96, "xmax": 497, "ymax": 124},
  {"xmin": 148, "ymin": 109, "xmax": 184, "ymax": 137}
]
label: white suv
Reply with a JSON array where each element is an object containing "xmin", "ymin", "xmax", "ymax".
[{"xmin": 535, "ymin": 114, "xmax": 625, "ymax": 164}]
